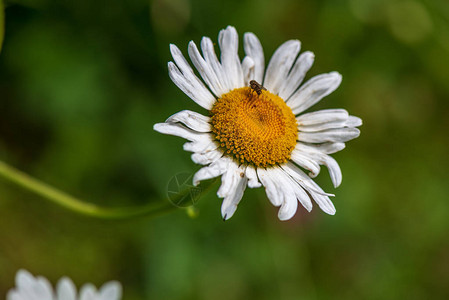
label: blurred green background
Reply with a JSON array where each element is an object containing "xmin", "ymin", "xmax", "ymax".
[{"xmin": 1, "ymin": 0, "xmax": 449, "ymax": 299}]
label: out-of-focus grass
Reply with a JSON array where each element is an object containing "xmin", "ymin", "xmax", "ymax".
[{"xmin": 1, "ymin": 0, "xmax": 449, "ymax": 299}]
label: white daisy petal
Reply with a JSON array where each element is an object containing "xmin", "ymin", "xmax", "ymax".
[
  {"xmin": 275, "ymin": 167, "xmax": 315, "ymax": 213},
  {"xmin": 297, "ymin": 109, "xmax": 353, "ymax": 132},
  {"xmin": 98, "ymin": 282, "xmax": 122, "ymax": 300},
  {"xmin": 298, "ymin": 127, "xmax": 361, "ymax": 143},
  {"xmin": 297, "ymin": 142, "xmax": 346, "ymax": 154},
  {"xmin": 299, "ymin": 120, "xmax": 351, "ymax": 132},
  {"xmin": 217, "ymin": 162, "xmax": 239, "ymax": 198},
  {"xmin": 200, "ymin": 37, "xmax": 231, "ymax": 94},
  {"xmin": 295, "ymin": 142, "xmax": 344, "ymax": 187},
  {"xmin": 346, "ymin": 115, "xmax": 363, "ymax": 127},
  {"xmin": 281, "ymin": 162, "xmax": 336, "ymax": 214},
  {"xmin": 256, "ymin": 168, "xmax": 282, "ymax": 207},
  {"xmin": 183, "ymin": 138, "xmax": 217, "ymax": 153},
  {"xmin": 279, "ymin": 51, "xmax": 315, "ymax": 100},
  {"xmin": 169, "ymin": 43, "xmax": 217, "ymax": 108},
  {"xmin": 56, "ymin": 278, "xmax": 77, "ymax": 300},
  {"xmin": 6, "ymin": 291, "xmax": 23, "ymax": 300},
  {"xmin": 166, "ymin": 110, "xmax": 211, "ymax": 133},
  {"xmin": 35, "ymin": 277, "xmax": 53, "ymax": 300},
  {"xmin": 299, "ymin": 150, "xmax": 342, "ymax": 188},
  {"xmin": 245, "ymin": 165, "xmax": 262, "ymax": 188},
  {"xmin": 153, "ymin": 123, "xmax": 210, "ymax": 143},
  {"xmin": 297, "ymin": 109, "xmax": 349, "ymax": 125},
  {"xmin": 258, "ymin": 167, "xmax": 309, "ymax": 220},
  {"xmin": 291, "ymin": 149, "xmax": 321, "ymax": 177},
  {"xmin": 191, "ymin": 149, "xmax": 223, "ymax": 165},
  {"xmin": 281, "ymin": 162, "xmax": 335, "ymax": 197},
  {"xmin": 311, "ymin": 193, "xmax": 336, "ymax": 215},
  {"xmin": 243, "ymin": 32, "xmax": 265, "ymax": 83},
  {"xmin": 263, "ymin": 40, "xmax": 301, "ymax": 94},
  {"xmin": 273, "ymin": 169, "xmax": 299, "ymax": 220},
  {"xmin": 321, "ymin": 155, "xmax": 342, "ymax": 188},
  {"xmin": 79, "ymin": 284, "xmax": 97, "ymax": 300},
  {"xmin": 16, "ymin": 270, "xmax": 35, "ymax": 290},
  {"xmin": 221, "ymin": 166, "xmax": 248, "ymax": 220},
  {"xmin": 15, "ymin": 270, "xmax": 51, "ymax": 300},
  {"xmin": 241, "ymin": 56, "xmax": 255, "ymax": 86},
  {"xmin": 288, "ymin": 72, "xmax": 342, "ymax": 115},
  {"xmin": 221, "ymin": 180, "xmax": 247, "ymax": 220},
  {"xmin": 278, "ymin": 191, "xmax": 298, "ymax": 220},
  {"xmin": 219, "ymin": 26, "xmax": 244, "ymax": 89},
  {"xmin": 290, "ymin": 179, "xmax": 313, "ymax": 212},
  {"xmin": 188, "ymin": 41, "xmax": 224, "ymax": 97},
  {"xmin": 8, "ymin": 270, "xmax": 123, "ymax": 300},
  {"xmin": 167, "ymin": 61, "xmax": 215, "ymax": 110},
  {"xmin": 192, "ymin": 157, "xmax": 231, "ymax": 185}
]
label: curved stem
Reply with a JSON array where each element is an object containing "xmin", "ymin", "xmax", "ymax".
[{"xmin": 0, "ymin": 160, "xmax": 216, "ymax": 220}]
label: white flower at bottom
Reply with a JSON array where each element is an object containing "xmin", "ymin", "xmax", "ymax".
[
  {"xmin": 7, "ymin": 269, "xmax": 122, "ymax": 300},
  {"xmin": 154, "ymin": 26, "xmax": 362, "ymax": 221}
]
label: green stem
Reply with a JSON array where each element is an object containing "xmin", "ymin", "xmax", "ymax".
[{"xmin": 0, "ymin": 160, "xmax": 216, "ymax": 220}]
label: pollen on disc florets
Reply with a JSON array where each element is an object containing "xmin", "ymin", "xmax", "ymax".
[{"xmin": 210, "ymin": 87, "xmax": 298, "ymax": 168}]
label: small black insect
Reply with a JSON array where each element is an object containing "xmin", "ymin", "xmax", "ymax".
[{"xmin": 249, "ymin": 80, "xmax": 267, "ymax": 96}]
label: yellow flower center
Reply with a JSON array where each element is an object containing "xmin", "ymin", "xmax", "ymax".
[{"xmin": 210, "ymin": 87, "xmax": 298, "ymax": 168}]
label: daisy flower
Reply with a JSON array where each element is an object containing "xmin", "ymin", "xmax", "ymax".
[
  {"xmin": 154, "ymin": 26, "xmax": 361, "ymax": 221},
  {"xmin": 7, "ymin": 269, "xmax": 122, "ymax": 300}
]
